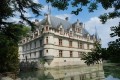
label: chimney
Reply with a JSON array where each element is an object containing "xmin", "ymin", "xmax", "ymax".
[
  {"xmin": 35, "ymin": 19, "xmax": 39, "ymax": 22},
  {"xmin": 65, "ymin": 17, "xmax": 69, "ymax": 21}
]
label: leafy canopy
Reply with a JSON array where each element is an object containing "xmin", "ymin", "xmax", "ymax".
[{"xmin": 46, "ymin": 0, "xmax": 120, "ymax": 24}]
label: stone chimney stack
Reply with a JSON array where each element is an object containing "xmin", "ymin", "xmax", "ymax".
[{"xmin": 65, "ymin": 17, "xmax": 69, "ymax": 21}]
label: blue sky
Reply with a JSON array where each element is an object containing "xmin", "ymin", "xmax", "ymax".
[{"xmin": 9, "ymin": 0, "xmax": 120, "ymax": 48}]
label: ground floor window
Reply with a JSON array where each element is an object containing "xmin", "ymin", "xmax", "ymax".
[{"xmin": 59, "ymin": 50, "xmax": 63, "ymax": 57}]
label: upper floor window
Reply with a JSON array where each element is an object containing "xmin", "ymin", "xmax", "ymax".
[
  {"xmin": 34, "ymin": 41, "xmax": 36, "ymax": 48},
  {"xmin": 46, "ymin": 26, "xmax": 48, "ymax": 31},
  {"xmin": 70, "ymin": 31, "xmax": 72, "ymax": 36},
  {"xmin": 80, "ymin": 42, "xmax": 83, "ymax": 49},
  {"xmin": 46, "ymin": 50, "xmax": 48, "ymax": 53},
  {"xmin": 87, "ymin": 44, "xmax": 89, "ymax": 49},
  {"xmin": 39, "ymin": 39, "xmax": 42, "ymax": 46},
  {"xmin": 22, "ymin": 54, "xmax": 24, "ymax": 58},
  {"xmin": 39, "ymin": 50, "xmax": 42, "ymax": 58},
  {"xmin": 30, "ymin": 53, "xmax": 31, "ymax": 58},
  {"xmin": 78, "ymin": 28, "xmax": 81, "ymax": 33},
  {"xmin": 59, "ymin": 39, "xmax": 62, "ymax": 46},
  {"xmin": 69, "ymin": 41, "xmax": 72, "ymax": 47},
  {"xmin": 34, "ymin": 52, "xmax": 36, "ymax": 57},
  {"xmin": 60, "ymin": 28, "xmax": 62, "ymax": 32},
  {"xmin": 78, "ymin": 52, "xmax": 82, "ymax": 58},
  {"xmin": 46, "ymin": 37, "xmax": 48, "ymax": 44},
  {"xmin": 78, "ymin": 42, "xmax": 80, "ymax": 48},
  {"xmin": 59, "ymin": 50, "xmax": 63, "ymax": 57},
  {"xmin": 70, "ymin": 51, "xmax": 73, "ymax": 57}
]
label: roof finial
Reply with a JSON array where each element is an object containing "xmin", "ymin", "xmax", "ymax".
[
  {"xmin": 95, "ymin": 26, "xmax": 99, "ymax": 40},
  {"xmin": 48, "ymin": 3, "xmax": 51, "ymax": 14}
]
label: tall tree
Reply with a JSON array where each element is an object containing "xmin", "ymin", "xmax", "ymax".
[{"xmin": 0, "ymin": 24, "xmax": 30, "ymax": 73}]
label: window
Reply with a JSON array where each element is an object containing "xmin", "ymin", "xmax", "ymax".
[
  {"xmin": 70, "ymin": 31, "xmax": 72, "ymax": 36},
  {"xmin": 60, "ymin": 28, "xmax": 62, "ymax": 32},
  {"xmin": 70, "ymin": 51, "xmax": 73, "ymax": 57},
  {"xmin": 46, "ymin": 50, "xmax": 48, "ymax": 53},
  {"xmin": 22, "ymin": 54, "xmax": 24, "ymax": 57},
  {"xmin": 78, "ymin": 28, "xmax": 80, "ymax": 33},
  {"xmin": 30, "ymin": 53, "xmax": 31, "ymax": 58},
  {"xmin": 87, "ymin": 44, "xmax": 89, "ymax": 49},
  {"xmin": 46, "ymin": 37, "xmax": 48, "ymax": 44},
  {"xmin": 46, "ymin": 26, "xmax": 48, "ymax": 31},
  {"xmin": 80, "ymin": 42, "xmax": 83, "ymax": 49},
  {"xmin": 59, "ymin": 50, "xmax": 63, "ymax": 57},
  {"xmin": 59, "ymin": 78, "xmax": 64, "ymax": 80},
  {"xmin": 40, "ymin": 39, "xmax": 42, "ymax": 46},
  {"xmin": 34, "ymin": 52, "xmax": 36, "ymax": 57},
  {"xmin": 78, "ymin": 42, "xmax": 80, "ymax": 48},
  {"xmin": 30, "ymin": 43, "xmax": 31, "ymax": 49},
  {"xmin": 34, "ymin": 41, "xmax": 36, "ymax": 48},
  {"xmin": 59, "ymin": 39, "xmax": 62, "ymax": 46},
  {"xmin": 78, "ymin": 52, "xmax": 82, "ymax": 58},
  {"xmin": 71, "ymin": 77, "xmax": 74, "ymax": 80},
  {"xmin": 39, "ymin": 50, "xmax": 42, "ymax": 58},
  {"xmin": 69, "ymin": 41, "xmax": 72, "ymax": 47}
]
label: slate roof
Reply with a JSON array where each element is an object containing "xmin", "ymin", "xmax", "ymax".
[{"xmin": 39, "ymin": 15, "xmax": 92, "ymax": 37}]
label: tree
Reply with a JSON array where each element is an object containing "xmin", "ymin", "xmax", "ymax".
[
  {"xmin": 82, "ymin": 23, "xmax": 120, "ymax": 64},
  {"xmin": 46, "ymin": 0, "xmax": 120, "ymax": 24},
  {"xmin": 81, "ymin": 42, "xmax": 108, "ymax": 65},
  {"xmin": 0, "ymin": 0, "xmax": 42, "ymax": 31},
  {"xmin": 0, "ymin": 24, "xmax": 30, "ymax": 73},
  {"xmin": 0, "ymin": 0, "xmax": 41, "ymax": 73}
]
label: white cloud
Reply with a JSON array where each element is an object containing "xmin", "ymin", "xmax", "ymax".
[
  {"xmin": 102, "ymin": 8, "xmax": 114, "ymax": 13},
  {"xmin": 85, "ymin": 17, "xmax": 119, "ymax": 48},
  {"xmin": 30, "ymin": 18, "xmax": 42, "ymax": 22},
  {"xmin": 55, "ymin": 14, "xmax": 73, "ymax": 21},
  {"xmin": 33, "ymin": 0, "xmax": 39, "ymax": 3}
]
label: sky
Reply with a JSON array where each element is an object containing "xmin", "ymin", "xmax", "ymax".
[{"xmin": 8, "ymin": 0, "xmax": 120, "ymax": 48}]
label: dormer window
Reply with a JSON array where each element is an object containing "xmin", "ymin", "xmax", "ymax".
[
  {"xmin": 34, "ymin": 31, "xmax": 38, "ymax": 37},
  {"xmin": 60, "ymin": 28, "xmax": 62, "ymax": 32},
  {"xmin": 46, "ymin": 26, "xmax": 48, "ymax": 31},
  {"xmin": 59, "ymin": 24, "xmax": 64, "ymax": 34},
  {"xmin": 70, "ymin": 31, "xmax": 72, "ymax": 36},
  {"xmin": 87, "ymin": 34, "xmax": 90, "ymax": 40},
  {"xmin": 78, "ymin": 28, "xmax": 80, "ymax": 32},
  {"xmin": 60, "ymin": 28, "xmax": 63, "ymax": 34}
]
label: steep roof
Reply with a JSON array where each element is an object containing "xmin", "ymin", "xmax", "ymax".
[
  {"xmin": 40, "ymin": 15, "xmax": 71, "ymax": 30},
  {"xmin": 38, "ymin": 14, "xmax": 92, "ymax": 37}
]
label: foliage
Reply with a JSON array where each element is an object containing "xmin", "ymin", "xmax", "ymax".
[
  {"xmin": 0, "ymin": 24, "xmax": 30, "ymax": 73},
  {"xmin": 81, "ymin": 42, "xmax": 107, "ymax": 65},
  {"xmin": 46, "ymin": 0, "xmax": 120, "ymax": 23},
  {"xmin": 40, "ymin": 58, "xmax": 45, "ymax": 64},
  {"xmin": 82, "ymin": 22, "xmax": 120, "ymax": 64},
  {"xmin": 0, "ymin": 0, "xmax": 42, "ymax": 31}
]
